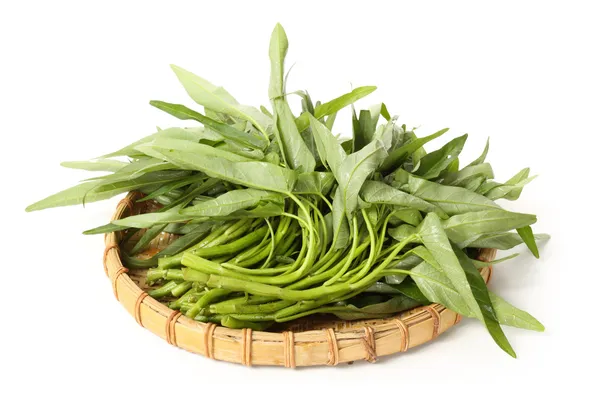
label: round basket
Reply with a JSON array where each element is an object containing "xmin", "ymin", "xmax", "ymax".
[{"xmin": 103, "ymin": 192, "xmax": 495, "ymax": 367}]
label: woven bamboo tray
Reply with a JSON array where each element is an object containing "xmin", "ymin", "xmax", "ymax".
[{"xmin": 103, "ymin": 192, "xmax": 496, "ymax": 367}]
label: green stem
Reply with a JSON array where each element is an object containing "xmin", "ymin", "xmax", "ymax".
[
  {"xmin": 185, "ymin": 288, "xmax": 231, "ymax": 319},
  {"xmin": 149, "ymin": 281, "xmax": 179, "ymax": 299},
  {"xmin": 210, "ymin": 299, "xmax": 294, "ymax": 314},
  {"xmin": 323, "ymin": 215, "xmax": 358, "ymax": 286},
  {"xmin": 171, "ymin": 281, "xmax": 193, "ymax": 297},
  {"xmin": 191, "ymin": 225, "xmax": 267, "ymax": 258},
  {"xmin": 169, "ymin": 289, "xmax": 204, "ymax": 310},
  {"xmin": 346, "ymin": 208, "xmax": 378, "ymax": 284}
]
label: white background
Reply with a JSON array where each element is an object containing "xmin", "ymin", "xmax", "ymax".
[{"xmin": 1, "ymin": 1, "xmax": 598, "ymax": 398}]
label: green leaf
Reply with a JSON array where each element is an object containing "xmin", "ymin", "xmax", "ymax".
[
  {"xmin": 414, "ymin": 134, "xmax": 468, "ymax": 180},
  {"xmin": 453, "ymin": 247, "xmax": 516, "ymax": 357},
  {"xmin": 379, "ymin": 128, "xmax": 449, "ymax": 173},
  {"xmin": 366, "ymin": 282, "xmax": 407, "ymax": 294},
  {"xmin": 385, "ymin": 255, "xmax": 423, "ymax": 284},
  {"xmin": 331, "ymin": 187, "xmax": 350, "ymax": 249},
  {"xmin": 26, "ymin": 170, "xmax": 189, "ymax": 212},
  {"xmin": 214, "ymin": 141, "xmax": 265, "ymax": 161},
  {"xmin": 369, "ymin": 103, "xmax": 390, "ymax": 125},
  {"xmin": 26, "ymin": 181, "xmax": 121, "ymax": 212},
  {"xmin": 379, "ymin": 103, "xmax": 391, "ymax": 121},
  {"xmin": 390, "ymin": 279, "xmax": 430, "ymax": 304},
  {"xmin": 100, "ymin": 127, "xmax": 208, "ymax": 158},
  {"xmin": 442, "ymin": 163, "xmax": 494, "ymax": 187},
  {"xmin": 489, "ymin": 292, "xmax": 545, "ymax": 332},
  {"xmin": 406, "ymin": 174, "xmax": 501, "ymax": 215},
  {"xmin": 83, "ymin": 222, "xmax": 128, "ymax": 235},
  {"xmin": 405, "ymin": 131, "xmax": 427, "ymax": 167},
  {"xmin": 352, "ymin": 109, "xmax": 375, "ymax": 151},
  {"xmin": 467, "ymin": 137, "xmax": 490, "ymax": 167},
  {"xmin": 372, "ymin": 119, "xmax": 396, "ymax": 152},
  {"xmin": 388, "ymin": 224, "xmax": 418, "ymax": 243},
  {"xmin": 268, "ymin": 24, "xmax": 316, "ymax": 173},
  {"xmin": 268, "ymin": 23, "xmax": 288, "ymax": 100},
  {"xmin": 129, "ymin": 223, "xmax": 169, "ymax": 255},
  {"xmin": 293, "ymin": 172, "xmax": 335, "ymax": 195},
  {"xmin": 308, "ymin": 114, "xmax": 347, "ymax": 176},
  {"xmin": 298, "ymin": 90, "xmax": 315, "ymax": 115},
  {"xmin": 149, "ymin": 100, "xmax": 267, "ymax": 149},
  {"xmin": 136, "ymin": 137, "xmax": 251, "ymax": 164},
  {"xmin": 136, "ymin": 142, "xmax": 297, "ymax": 193},
  {"xmin": 295, "ymin": 86, "xmax": 378, "ymax": 132},
  {"xmin": 124, "ymin": 221, "xmax": 217, "ymax": 267},
  {"xmin": 227, "ymin": 201, "xmax": 285, "ymax": 218},
  {"xmin": 442, "ymin": 210, "xmax": 537, "ymax": 246},
  {"xmin": 180, "ymin": 189, "xmax": 282, "ymax": 217},
  {"xmin": 415, "ymin": 213, "xmax": 481, "ymax": 318},
  {"xmin": 94, "ymin": 157, "xmax": 177, "ymax": 183},
  {"xmin": 164, "ymin": 222, "xmax": 216, "ymax": 252},
  {"xmin": 462, "ymin": 175, "xmax": 487, "ymax": 192},
  {"xmin": 409, "ymin": 260, "xmax": 471, "ymax": 314},
  {"xmin": 272, "ymin": 99, "xmax": 316, "ymax": 172},
  {"xmin": 170, "ymin": 64, "xmax": 270, "ymax": 139},
  {"xmin": 337, "ymin": 140, "xmax": 388, "ymax": 221},
  {"xmin": 111, "ymin": 209, "xmax": 189, "ymax": 229},
  {"xmin": 467, "ymin": 232, "xmax": 550, "ymax": 250},
  {"xmin": 393, "ymin": 242, "xmax": 517, "ymax": 356},
  {"xmin": 471, "ymin": 253, "xmax": 520, "ymax": 268},
  {"xmin": 485, "ymin": 169, "xmax": 536, "ymax": 201},
  {"xmin": 325, "ymin": 112, "xmax": 337, "ymax": 130},
  {"xmin": 300, "ymin": 120, "xmax": 321, "ymax": 167},
  {"xmin": 260, "ymin": 105, "xmax": 273, "ymax": 118},
  {"xmin": 96, "ymin": 171, "xmax": 194, "ymax": 197},
  {"xmin": 137, "ymin": 174, "xmax": 207, "ymax": 202},
  {"xmin": 389, "ymin": 209, "xmax": 423, "ymax": 227},
  {"xmin": 60, "ymin": 160, "xmax": 127, "ymax": 172},
  {"xmin": 516, "ymin": 225, "xmax": 540, "ymax": 258},
  {"xmin": 331, "ymin": 295, "xmax": 420, "ymax": 320},
  {"xmin": 443, "ymin": 158, "xmax": 460, "ymax": 175},
  {"xmin": 361, "ymin": 180, "xmax": 448, "ymax": 218}
]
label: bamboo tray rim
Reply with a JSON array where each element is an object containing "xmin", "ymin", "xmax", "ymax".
[{"xmin": 103, "ymin": 192, "xmax": 495, "ymax": 367}]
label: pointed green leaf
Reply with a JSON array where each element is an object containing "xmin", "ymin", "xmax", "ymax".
[
  {"xmin": 100, "ymin": 127, "xmax": 209, "ymax": 158},
  {"xmin": 415, "ymin": 213, "xmax": 482, "ymax": 318},
  {"xmin": 272, "ymin": 99, "xmax": 316, "ymax": 172},
  {"xmin": 454, "ymin": 247, "xmax": 516, "ymax": 357},
  {"xmin": 307, "ymin": 114, "xmax": 347, "ymax": 176},
  {"xmin": 379, "ymin": 128, "xmax": 449, "ymax": 172},
  {"xmin": 414, "ymin": 134, "xmax": 468, "ymax": 179},
  {"xmin": 61, "ymin": 160, "xmax": 127, "ymax": 172},
  {"xmin": 149, "ymin": 100, "xmax": 267, "ymax": 149},
  {"xmin": 516, "ymin": 225, "xmax": 540, "ymax": 258},
  {"xmin": 293, "ymin": 172, "xmax": 335, "ymax": 195},
  {"xmin": 295, "ymin": 86, "xmax": 377, "ymax": 132},
  {"xmin": 171, "ymin": 64, "xmax": 270, "ymax": 139},
  {"xmin": 407, "ymin": 174, "xmax": 501, "ymax": 215},
  {"xmin": 268, "ymin": 23, "xmax": 288, "ymax": 100},
  {"xmin": 135, "ymin": 142, "xmax": 296, "ymax": 193},
  {"xmin": 443, "ymin": 163, "xmax": 494, "ymax": 187},
  {"xmin": 361, "ymin": 180, "xmax": 448, "ymax": 218},
  {"xmin": 442, "ymin": 210, "xmax": 537, "ymax": 246},
  {"xmin": 489, "ymin": 292, "xmax": 545, "ymax": 332},
  {"xmin": 26, "ymin": 181, "xmax": 120, "ymax": 212},
  {"xmin": 338, "ymin": 140, "xmax": 388, "ymax": 219},
  {"xmin": 467, "ymin": 137, "xmax": 490, "ymax": 167},
  {"xmin": 181, "ymin": 189, "xmax": 282, "ymax": 217},
  {"xmin": 467, "ymin": 232, "xmax": 550, "ymax": 250}
]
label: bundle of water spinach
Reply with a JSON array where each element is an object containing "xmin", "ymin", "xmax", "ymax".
[{"xmin": 26, "ymin": 24, "xmax": 549, "ymax": 357}]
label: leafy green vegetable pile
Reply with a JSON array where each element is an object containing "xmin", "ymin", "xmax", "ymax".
[{"xmin": 27, "ymin": 24, "xmax": 548, "ymax": 357}]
